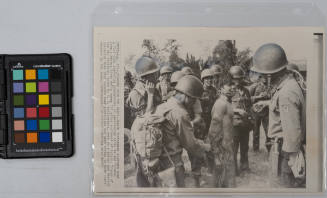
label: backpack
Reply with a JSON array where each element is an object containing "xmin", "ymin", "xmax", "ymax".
[{"xmin": 131, "ymin": 111, "xmax": 170, "ymax": 161}]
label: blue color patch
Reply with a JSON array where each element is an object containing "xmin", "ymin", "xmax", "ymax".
[
  {"xmin": 39, "ymin": 132, "xmax": 50, "ymax": 143},
  {"xmin": 14, "ymin": 108, "xmax": 24, "ymax": 118},
  {"xmin": 13, "ymin": 82, "xmax": 24, "ymax": 93},
  {"xmin": 26, "ymin": 120, "xmax": 37, "ymax": 130},
  {"xmin": 13, "ymin": 70, "xmax": 23, "ymax": 80},
  {"xmin": 38, "ymin": 69, "xmax": 48, "ymax": 80}
]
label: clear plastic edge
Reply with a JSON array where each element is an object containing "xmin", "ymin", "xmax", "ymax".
[{"xmin": 91, "ymin": 0, "xmax": 327, "ymax": 196}]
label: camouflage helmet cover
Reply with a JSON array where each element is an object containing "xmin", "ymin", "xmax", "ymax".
[{"xmin": 201, "ymin": 68, "xmax": 214, "ymax": 80}]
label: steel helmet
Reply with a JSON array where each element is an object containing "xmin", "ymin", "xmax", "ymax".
[
  {"xmin": 175, "ymin": 75, "xmax": 204, "ymax": 98},
  {"xmin": 287, "ymin": 63, "xmax": 300, "ymax": 72},
  {"xmin": 170, "ymin": 71, "xmax": 186, "ymax": 83},
  {"xmin": 135, "ymin": 56, "xmax": 160, "ymax": 77},
  {"xmin": 201, "ymin": 69, "xmax": 214, "ymax": 80},
  {"xmin": 160, "ymin": 65, "xmax": 174, "ymax": 75},
  {"xmin": 229, "ymin": 66, "xmax": 245, "ymax": 79},
  {"xmin": 210, "ymin": 64, "xmax": 223, "ymax": 75},
  {"xmin": 251, "ymin": 43, "xmax": 288, "ymax": 74},
  {"xmin": 181, "ymin": 67, "xmax": 193, "ymax": 75}
]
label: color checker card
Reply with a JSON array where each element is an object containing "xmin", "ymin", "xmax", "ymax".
[{"xmin": 0, "ymin": 54, "xmax": 73, "ymax": 158}]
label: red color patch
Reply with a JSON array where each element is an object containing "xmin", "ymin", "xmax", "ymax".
[{"xmin": 39, "ymin": 107, "xmax": 49, "ymax": 118}]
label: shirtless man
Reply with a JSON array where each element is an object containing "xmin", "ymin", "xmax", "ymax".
[{"xmin": 207, "ymin": 83, "xmax": 236, "ymax": 187}]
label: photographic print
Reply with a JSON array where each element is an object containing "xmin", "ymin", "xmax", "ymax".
[{"xmin": 93, "ymin": 27, "xmax": 324, "ymax": 194}]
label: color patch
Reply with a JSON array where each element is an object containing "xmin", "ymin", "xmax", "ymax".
[
  {"xmin": 52, "ymin": 107, "xmax": 62, "ymax": 117},
  {"xmin": 39, "ymin": 107, "xmax": 49, "ymax": 118},
  {"xmin": 25, "ymin": 69, "xmax": 36, "ymax": 80},
  {"xmin": 39, "ymin": 132, "xmax": 50, "ymax": 143},
  {"xmin": 52, "ymin": 119, "xmax": 62, "ymax": 130},
  {"xmin": 39, "ymin": 120, "xmax": 50, "ymax": 130},
  {"xmin": 13, "ymin": 70, "xmax": 23, "ymax": 80},
  {"xmin": 26, "ymin": 95, "xmax": 36, "ymax": 106},
  {"xmin": 27, "ymin": 133, "xmax": 38, "ymax": 143},
  {"xmin": 13, "ymin": 83, "xmax": 24, "ymax": 93},
  {"xmin": 26, "ymin": 107, "xmax": 37, "ymax": 118},
  {"xmin": 51, "ymin": 94, "xmax": 62, "ymax": 105},
  {"xmin": 14, "ymin": 108, "xmax": 24, "ymax": 118},
  {"xmin": 51, "ymin": 81, "xmax": 61, "ymax": 92},
  {"xmin": 39, "ymin": 94, "xmax": 49, "ymax": 105},
  {"xmin": 13, "ymin": 95, "xmax": 24, "ymax": 106},
  {"xmin": 26, "ymin": 120, "xmax": 37, "ymax": 131},
  {"xmin": 14, "ymin": 133, "xmax": 25, "ymax": 143},
  {"xmin": 52, "ymin": 132, "xmax": 63, "ymax": 143},
  {"xmin": 38, "ymin": 82, "xmax": 49, "ymax": 92},
  {"xmin": 38, "ymin": 69, "xmax": 48, "ymax": 80},
  {"xmin": 14, "ymin": 120, "xmax": 24, "ymax": 131},
  {"xmin": 26, "ymin": 82, "xmax": 36, "ymax": 93},
  {"xmin": 50, "ymin": 70, "xmax": 62, "ymax": 79}
]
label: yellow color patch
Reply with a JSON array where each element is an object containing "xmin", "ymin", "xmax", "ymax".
[
  {"xmin": 39, "ymin": 94, "xmax": 49, "ymax": 105},
  {"xmin": 27, "ymin": 133, "xmax": 38, "ymax": 143},
  {"xmin": 25, "ymin": 69, "xmax": 36, "ymax": 80}
]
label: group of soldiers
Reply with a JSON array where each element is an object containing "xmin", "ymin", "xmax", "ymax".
[{"xmin": 124, "ymin": 43, "xmax": 306, "ymax": 188}]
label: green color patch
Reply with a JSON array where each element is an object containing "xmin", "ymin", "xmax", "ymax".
[
  {"xmin": 26, "ymin": 82, "xmax": 36, "ymax": 93},
  {"xmin": 39, "ymin": 120, "xmax": 50, "ymax": 130},
  {"xmin": 13, "ymin": 95, "xmax": 24, "ymax": 106}
]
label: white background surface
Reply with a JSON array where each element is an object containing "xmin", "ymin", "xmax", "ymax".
[{"xmin": 0, "ymin": 0, "xmax": 326, "ymax": 198}]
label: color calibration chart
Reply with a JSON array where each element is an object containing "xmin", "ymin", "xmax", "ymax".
[{"xmin": 11, "ymin": 65, "xmax": 65, "ymax": 147}]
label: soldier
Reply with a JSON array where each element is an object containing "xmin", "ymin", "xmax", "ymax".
[
  {"xmin": 249, "ymin": 75, "xmax": 271, "ymax": 152},
  {"xmin": 251, "ymin": 43, "xmax": 306, "ymax": 187},
  {"xmin": 210, "ymin": 64, "xmax": 223, "ymax": 97},
  {"xmin": 229, "ymin": 66, "xmax": 252, "ymax": 174},
  {"xmin": 207, "ymin": 83, "xmax": 236, "ymax": 187},
  {"xmin": 126, "ymin": 56, "xmax": 162, "ymax": 187},
  {"xmin": 126, "ymin": 56, "xmax": 162, "ymax": 118},
  {"xmin": 155, "ymin": 75, "xmax": 211, "ymax": 187},
  {"xmin": 200, "ymin": 69, "xmax": 217, "ymax": 138},
  {"xmin": 157, "ymin": 65, "xmax": 174, "ymax": 101},
  {"xmin": 168, "ymin": 70, "xmax": 206, "ymax": 187}
]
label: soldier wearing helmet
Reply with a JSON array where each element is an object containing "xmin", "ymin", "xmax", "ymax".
[
  {"xmin": 126, "ymin": 56, "xmax": 162, "ymax": 121},
  {"xmin": 229, "ymin": 65, "xmax": 252, "ymax": 174},
  {"xmin": 157, "ymin": 65, "xmax": 174, "ymax": 100},
  {"xmin": 210, "ymin": 64, "xmax": 224, "ymax": 97},
  {"xmin": 155, "ymin": 75, "xmax": 211, "ymax": 187},
  {"xmin": 251, "ymin": 43, "xmax": 306, "ymax": 187},
  {"xmin": 206, "ymin": 82, "xmax": 236, "ymax": 187},
  {"xmin": 248, "ymin": 75, "xmax": 271, "ymax": 152},
  {"xmin": 200, "ymin": 69, "xmax": 217, "ymax": 137},
  {"xmin": 181, "ymin": 66, "xmax": 194, "ymax": 75}
]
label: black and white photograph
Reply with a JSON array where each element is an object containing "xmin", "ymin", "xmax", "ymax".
[{"xmin": 93, "ymin": 27, "xmax": 323, "ymax": 194}]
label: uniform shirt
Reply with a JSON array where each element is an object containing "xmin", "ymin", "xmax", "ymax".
[
  {"xmin": 268, "ymin": 75, "xmax": 306, "ymax": 153},
  {"xmin": 155, "ymin": 97, "xmax": 206, "ymax": 158},
  {"xmin": 249, "ymin": 81, "xmax": 269, "ymax": 116},
  {"xmin": 126, "ymin": 81, "xmax": 161, "ymax": 116},
  {"xmin": 156, "ymin": 79, "xmax": 171, "ymax": 99},
  {"xmin": 231, "ymin": 85, "xmax": 252, "ymax": 119}
]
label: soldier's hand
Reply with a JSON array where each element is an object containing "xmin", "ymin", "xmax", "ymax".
[
  {"xmin": 145, "ymin": 81, "xmax": 155, "ymax": 95},
  {"xmin": 203, "ymin": 143, "xmax": 211, "ymax": 152},
  {"xmin": 234, "ymin": 108, "xmax": 247, "ymax": 116}
]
